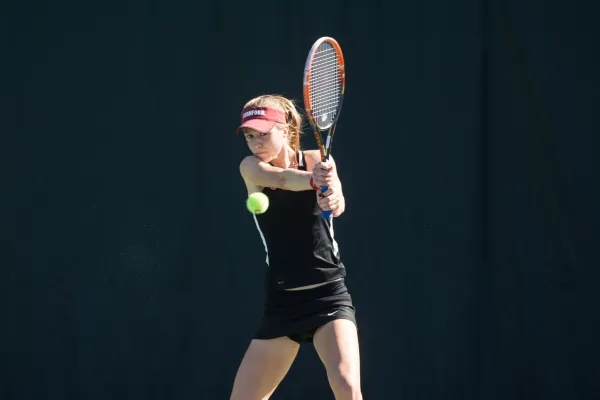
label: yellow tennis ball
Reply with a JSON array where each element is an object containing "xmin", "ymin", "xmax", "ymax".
[{"xmin": 246, "ymin": 192, "xmax": 269, "ymax": 214}]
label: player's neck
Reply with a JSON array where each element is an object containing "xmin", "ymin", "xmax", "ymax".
[{"xmin": 271, "ymin": 146, "xmax": 297, "ymax": 169}]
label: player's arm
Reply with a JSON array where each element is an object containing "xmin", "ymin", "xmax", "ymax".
[{"xmin": 239, "ymin": 155, "xmax": 314, "ymax": 192}]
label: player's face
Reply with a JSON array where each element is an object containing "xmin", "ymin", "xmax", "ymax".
[{"xmin": 243, "ymin": 125, "xmax": 287, "ymax": 162}]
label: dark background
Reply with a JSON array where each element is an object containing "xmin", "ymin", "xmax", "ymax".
[{"xmin": 3, "ymin": 0, "xmax": 599, "ymax": 399}]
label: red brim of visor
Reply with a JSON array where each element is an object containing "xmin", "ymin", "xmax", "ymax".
[{"xmin": 236, "ymin": 107, "xmax": 286, "ymax": 134}]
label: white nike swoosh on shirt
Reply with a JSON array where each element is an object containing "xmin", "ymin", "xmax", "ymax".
[{"xmin": 327, "ymin": 310, "xmax": 341, "ymax": 316}]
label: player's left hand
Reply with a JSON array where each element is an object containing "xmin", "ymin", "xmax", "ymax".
[
  {"xmin": 312, "ymin": 161, "xmax": 336, "ymax": 188},
  {"xmin": 317, "ymin": 186, "xmax": 341, "ymax": 213}
]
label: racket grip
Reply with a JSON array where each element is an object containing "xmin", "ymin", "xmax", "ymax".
[{"xmin": 320, "ymin": 185, "xmax": 333, "ymax": 219}]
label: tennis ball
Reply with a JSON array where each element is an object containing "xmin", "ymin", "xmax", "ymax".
[{"xmin": 246, "ymin": 192, "xmax": 269, "ymax": 214}]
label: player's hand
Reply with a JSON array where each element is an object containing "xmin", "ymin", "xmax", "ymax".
[
  {"xmin": 312, "ymin": 161, "xmax": 336, "ymax": 188},
  {"xmin": 317, "ymin": 187, "xmax": 341, "ymax": 213}
]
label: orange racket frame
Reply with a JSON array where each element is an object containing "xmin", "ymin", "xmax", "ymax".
[
  {"xmin": 302, "ymin": 36, "xmax": 346, "ymax": 163},
  {"xmin": 302, "ymin": 37, "xmax": 346, "ymax": 219}
]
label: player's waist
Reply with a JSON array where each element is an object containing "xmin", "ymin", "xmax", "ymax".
[
  {"xmin": 267, "ymin": 252, "xmax": 341, "ymax": 267},
  {"xmin": 264, "ymin": 266, "xmax": 346, "ymax": 293}
]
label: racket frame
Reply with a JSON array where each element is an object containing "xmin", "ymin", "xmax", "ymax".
[{"xmin": 302, "ymin": 37, "xmax": 346, "ymax": 219}]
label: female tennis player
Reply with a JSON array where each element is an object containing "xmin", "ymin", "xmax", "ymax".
[{"xmin": 230, "ymin": 94, "xmax": 362, "ymax": 400}]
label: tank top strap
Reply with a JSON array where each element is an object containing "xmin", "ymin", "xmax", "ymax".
[{"xmin": 297, "ymin": 150, "xmax": 307, "ymax": 171}]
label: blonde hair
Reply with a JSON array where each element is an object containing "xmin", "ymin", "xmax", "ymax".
[{"xmin": 243, "ymin": 95, "xmax": 303, "ymax": 152}]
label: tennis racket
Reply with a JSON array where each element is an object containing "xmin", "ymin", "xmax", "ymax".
[{"xmin": 302, "ymin": 36, "xmax": 346, "ymax": 219}]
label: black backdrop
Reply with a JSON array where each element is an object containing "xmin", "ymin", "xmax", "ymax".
[{"xmin": 3, "ymin": 0, "xmax": 599, "ymax": 399}]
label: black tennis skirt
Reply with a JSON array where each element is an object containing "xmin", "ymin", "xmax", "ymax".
[{"xmin": 255, "ymin": 278, "xmax": 357, "ymax": 344}]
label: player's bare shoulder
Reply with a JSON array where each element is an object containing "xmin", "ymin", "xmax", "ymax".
[
  {"xmin": 239, "ymin": 155, "xmax": 263, "ymax": 194},
  {"xmin": 239, "ymin": 155, "xmax": 261, "ymax": 176}
]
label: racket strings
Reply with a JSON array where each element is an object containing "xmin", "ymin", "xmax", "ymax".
[
  {"xmin": 311, "ymin": 55, "xmax": 339, "ymax": 112},
  {"xmin": 310, "ymin": 43, "xmax": 342, "ymax": 128}
]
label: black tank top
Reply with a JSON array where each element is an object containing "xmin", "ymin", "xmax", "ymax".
[{"xmin": 252, "ymin": 150, "xmax": 346, "ymax": 290}]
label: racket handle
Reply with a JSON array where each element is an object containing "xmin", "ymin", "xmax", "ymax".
[{"xmin": 320, "ymin": 185, "xmax": 333, "ymax": 219}]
